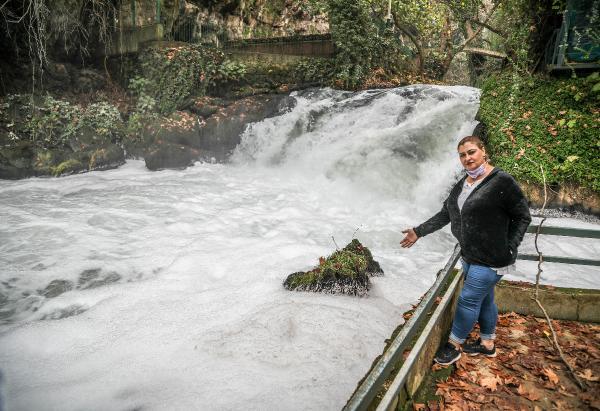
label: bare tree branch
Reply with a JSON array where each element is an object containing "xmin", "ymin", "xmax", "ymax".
[
  {"xmin": 390, "ymin": 11, "xmax": 424, "ymax": 75},
  {"xmin": 453, "ymin": 0, "xmax": 502, "ymax": 56},
  {"xmin": 468, "ymin": 18, "xmax": 506, "ymax": 37},
  {"xmin": 463, "ymin": 47, "xmax": 507, "ymax": 59},
  {"xmin": 523, "ymin": 154, "xmax": 586, "ymax": 391}
]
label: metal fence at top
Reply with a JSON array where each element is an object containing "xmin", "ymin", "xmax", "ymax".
[{"xmin": 165, "ymin": 20, "xmax": 230, "ymax": 47}]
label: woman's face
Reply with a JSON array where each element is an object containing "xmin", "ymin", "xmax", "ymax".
[{"xmin": 458, "ymin": 142, "xmax": 486, "ymax": 171}]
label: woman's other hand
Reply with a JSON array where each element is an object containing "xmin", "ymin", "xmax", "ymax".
[{"xmin": 400, "ymin": 228, "xmax": 418, "ymax": 248}]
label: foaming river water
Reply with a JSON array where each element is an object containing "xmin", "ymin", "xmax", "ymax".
[{"xmin": 1, "ymin": 86, "xmax": 598, "ymax": 410}]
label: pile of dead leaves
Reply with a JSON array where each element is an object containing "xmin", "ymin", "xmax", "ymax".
[{"xmin": 421, "ymin": 312, "xmax": 600, "ymax": 410}]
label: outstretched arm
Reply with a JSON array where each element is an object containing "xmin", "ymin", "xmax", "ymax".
[{"xmin": 401, "ymin": 200, "xmax": 451, "ymax": 248}]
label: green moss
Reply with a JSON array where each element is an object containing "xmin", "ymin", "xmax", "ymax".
[
  {"xmin": 479, "ymin": 72, "xmax": 600, "ymax": 192},
  {"xmin": 407, "ymin": 364, "xmax": 453, "ymax": 409},
  {"xmin": 283, "ymin": 239, "xmax": 383, "ymax": 295},
  {"xmin": 51, "ymin": 159, "xmax": 83, "ymax": 176}
]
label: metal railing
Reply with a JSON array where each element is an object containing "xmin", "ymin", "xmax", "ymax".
[
  {"xmin": 519, "ymin": 224, "xmax": 600, "ymax": 267},
  {"xmin": 343, "ymin": 244, "xmax": 462, "ymax": 411}
]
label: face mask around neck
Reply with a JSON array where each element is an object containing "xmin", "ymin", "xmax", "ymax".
[{"xmin": 466, "ymin": 163, "xmax": 486, "ymax": 179}]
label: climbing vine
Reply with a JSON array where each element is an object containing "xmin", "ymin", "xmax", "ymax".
[{"xmin": 479, "ymin": 72, "xmax": 600, "ymax": 191}]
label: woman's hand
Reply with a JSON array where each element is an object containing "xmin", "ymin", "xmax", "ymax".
[{"xmin": 400, "ymin": 228, "xmax": 419, "ymax": 248}]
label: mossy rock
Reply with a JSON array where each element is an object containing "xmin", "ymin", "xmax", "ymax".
[
  {"xmin": 283, "ymin": 239, "xmax": 384, "ymax": 296},
  {"xmin": 50, "ymin": 158, "xmax": 85, "ymax": 176},
  {"xmin": 0, "ymin": 141, "xmax": 35, "ymax": 179},
  {"xmin": 88, "ymin": 144, "xmax": 125, "ymax": 171},
  {"xmin": 32, "ymin": 148, "xmax": 67, "ymax": 175}
]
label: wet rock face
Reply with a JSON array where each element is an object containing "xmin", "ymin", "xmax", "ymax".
[
  {"xmin": 196, "ymin": 94, "xmax": 294, "ymax": 161},
  {"xmin": 145, "ymin": 142, "xmax": 201, "ymax": 170},
  {"xmin": 143, "ymin": 93, "xmax": 295, "ymax": 169},
  {"xmin": 39, "ymin": 280, "xmax": 74, "ymax": 299},
  {"xmin": 283, "ymin": 239, "xmax": 384, "ymax": 297},
  {"xmin": 0, "ymin": 141, "xmax": 35, "ymax": 179}
]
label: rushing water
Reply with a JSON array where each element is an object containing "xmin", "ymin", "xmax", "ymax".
[{"xmin": 1, "ymin": 86, "xmax": 598, "ymax": 411}]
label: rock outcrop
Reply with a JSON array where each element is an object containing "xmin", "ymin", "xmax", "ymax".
[
  {"xmin": 143, "ymin": 93, "xmax": 294, "ymax": 170},
  {"xmin": 283, "ymin": 239, "xmax": 384, "ymax": 297}
]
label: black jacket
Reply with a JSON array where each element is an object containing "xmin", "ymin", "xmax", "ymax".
[{"xmin": 414, "ymin": 168, "xmax": 531, "ymax": 268}]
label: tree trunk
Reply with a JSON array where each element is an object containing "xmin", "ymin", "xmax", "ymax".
[{"xmin": 391, "ymin": 13, "xmax": 424, "ymax": 75}]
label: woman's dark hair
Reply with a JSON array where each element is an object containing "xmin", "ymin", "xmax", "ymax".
[{"xmin": 457, "ymin": 135, "xmax": 486, "ymax": 151}]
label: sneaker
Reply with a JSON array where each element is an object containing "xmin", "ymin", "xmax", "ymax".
[
  {"xmin": 463, "ymin": 338, "xmax": 497, "ymax": 357},
  {"xmin": 434, "ymin": 342, "xmax": 461, "ymax": 366}
]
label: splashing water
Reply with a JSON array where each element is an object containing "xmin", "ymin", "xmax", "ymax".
[{"xmin": 1, "ymin": 85, "xmax": 597, "ymax": 410}]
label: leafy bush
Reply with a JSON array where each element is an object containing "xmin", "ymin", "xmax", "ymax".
[
  {"xmin": 213, "ymin": 60, "xmax": 247, "ymax": 84},
  {"xmin": 327, "ymin": 0, "xmax": 378, "ymax": 88},
  {"xmin": 3, "ymin": 95, "xmax": 124, "ymax": 149},
  {"xmin": 292, "ymin": 58, "xmax": 335, "ymax": 84},
  {"xmin": 134, "ymin": 44, "xmax": 225, "ymax": 114},
  {"xmin": 479, "ymin": 72, "xmax": 600, "ymax": 191},
  {"xmin": 326, "ymin": 0, "xmax": 410, "ymax": 89}
]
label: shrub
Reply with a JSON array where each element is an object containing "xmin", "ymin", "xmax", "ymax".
[
  {"xmin": 479, "ymin": 72, "xmax": 600, "ymax": 191},
  {"xmin": 134, "ymin": 44, "xmax": 225, "ymax": 114}
]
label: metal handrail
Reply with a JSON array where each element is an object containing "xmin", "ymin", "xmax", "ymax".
[
  {"xmin": 343, "ymin": 244, "xmax": 462, "ymax": 411},
  {"xmin": 519, "ymin": 223, "xmax": 600, "ymax": 267},
  {"xmin": 376, "ymin": 270, "xmax": 463, "ymax": 411},
  {"xmin": 525, "ymin": 224, "xmax": 600, "ymax": 239}
]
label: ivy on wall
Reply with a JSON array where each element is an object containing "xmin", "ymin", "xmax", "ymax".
[
  {"xmin": 133, "ymin": 44, "xmax": 225, "ymax": 114},
  {"xmin": 479, "ymin": 73, "xmax": 600, "ymax": 192},
  {"xmin": 326, "ymin": 0, "xmax": 407, "ymax": 88}
]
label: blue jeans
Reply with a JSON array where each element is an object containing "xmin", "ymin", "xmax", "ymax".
[{"xmin": 449, "ymin": 260, "xmax": 502, "ymax": 344}]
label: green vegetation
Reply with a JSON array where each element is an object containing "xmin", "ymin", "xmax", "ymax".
[
  {"xmin": 132, "ymin": 44, "xmax": 225, "ymax": 114},
  {"xmin": 326, "ymin": 0, "xmax": 409, "ymax": 88},
  {"xmin": 50, "ymin": 159, "xmax": 83, "ymax": 176},
  {"xmin": 2, "ymin": 95, "xmax": 124, "ymax": 149},
  {"xmin": 283, "ymin": 239, "xmax": 383, "ymax": 295},
  {"xmin": 479, "ymin": 72, "xmax": 600, "ymax": 191}
]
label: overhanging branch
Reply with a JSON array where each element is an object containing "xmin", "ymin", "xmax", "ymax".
[
  {"xmin": 463, "ymin": 47, "xmax": 507, "ymax": 59},
  {"xmin": 469, "ymin": 18, "xmax": 506, "ymax": 37}
]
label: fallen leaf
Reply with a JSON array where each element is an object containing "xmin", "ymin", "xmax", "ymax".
[
  {"xmin": 504, "ymin": 376, "xmax": 520, "ymax": 386},
  {"xmin": 518, "ymin": 384, "xmax": 541, "ymax": 401},
  {"xmin": 432, "ymin": 363, "xmax": 444, "ymax": 371},
  {"xmin": 543, "ymin": 367, "xmax": 559, "ymax": 384},
  {"xmin": 577, "ymin": 369, "xmax": 600, "ymax": 382},
  {"xmin": 479, "ymin": 375, "xmax": 500, "ymax": 391},
  {"xmin": 554, "ymin": 399, "xmax": 569, "ymax": 409},
  {"xmin": 413, "ymin": 403, "xmax": 426, "ymax": 410},
  {"xmin": 455, "ymin": 356, "xmax": 469, "ymax": 370},
  {"xmin": 427, "ymin": 400, "xmax": 443, "ymax": 411}
]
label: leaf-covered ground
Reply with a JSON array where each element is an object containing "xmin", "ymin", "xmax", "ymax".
[{"xmin": 424, "ymin": 312, "xmax": 600, "ymax": 410}]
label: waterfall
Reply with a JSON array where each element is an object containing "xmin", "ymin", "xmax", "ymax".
[{"xmin": 0, "ymin": 85, "xmax": 488, "ymax": 410}]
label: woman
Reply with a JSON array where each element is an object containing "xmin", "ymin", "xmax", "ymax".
[{"xmin": 400, "ymin": 135, "xmax": 531, "ymax": 365}]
